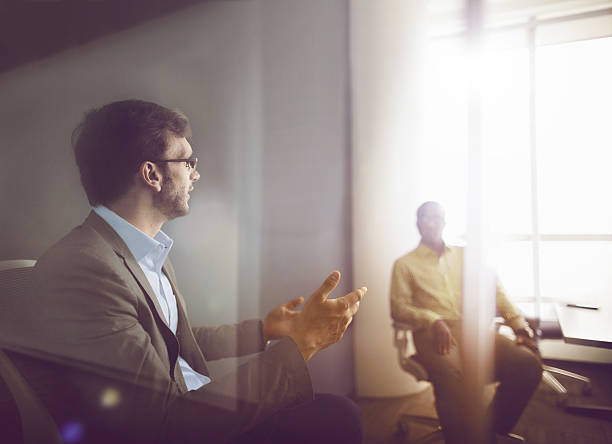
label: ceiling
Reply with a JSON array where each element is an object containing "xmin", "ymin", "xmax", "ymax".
[{"xmin": 0, "ymin": 0, "xmax": 234, "ymax": 73}]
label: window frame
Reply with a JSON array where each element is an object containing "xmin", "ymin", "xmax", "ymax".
[{"xmin": 426, "ymin": 6, "xmax": 612, "ymax": 318}]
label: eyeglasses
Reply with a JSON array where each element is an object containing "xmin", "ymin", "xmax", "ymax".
[{"xmin": 152, "ymin": 157, "xmax": 198, "ymax": 170}]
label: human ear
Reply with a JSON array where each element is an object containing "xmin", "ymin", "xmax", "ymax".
[{"xmin": 139, "ymin": 161, "xmax": 162, "ymax": 192}]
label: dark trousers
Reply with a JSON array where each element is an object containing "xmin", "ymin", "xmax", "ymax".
[
  {"xmin": 413, "ymin": 321, "xmax": 542, "ymax": 444},
  {"xmin": 233, "ymin": 394, "xmax": 362, "ymax": 444}
]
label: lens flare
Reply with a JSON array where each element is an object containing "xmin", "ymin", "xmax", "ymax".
[
  {"xmin": 61, "ymin": 421, "xmax": 84, "ymax": 443},
  {"xmin": 100, "ymin": 387, "xmax": 121, "ymax": 408}
]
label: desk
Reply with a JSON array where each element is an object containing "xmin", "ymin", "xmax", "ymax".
[
  {"xmin": 554, "ymin": 303, "xmax": 612, "ymax": 416},
  {"xmin": 555, "ymin": 304, "xmax": 612, "ymax": 349}
]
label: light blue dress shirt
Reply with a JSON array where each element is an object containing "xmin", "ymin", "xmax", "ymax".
[{"xmin": 93, "ymin": 205, "xmax": 211, "ymax": 391}]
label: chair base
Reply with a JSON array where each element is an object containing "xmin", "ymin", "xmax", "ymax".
[
  {"xmin": 542, "ymin": 364, "xmax": 592, "ymax": 406},
  {"xmin": 396, "ymin": 414, "xmax": 444, "ymax": 443},
  {"xmin": 396, "ymin": 414, "xmax": 526, "ymax": 444},
  {"xmin": 409, "ymin": 427, "xmax": 445, "ymax": 444},
  {"xmin": 564, "ymin": 401, "xmax": 612, "ymax": 415},
  {"xmin": 500, "ymin": 433, "xmax": 525, "ymax": 443},
  {"xmin": 543, "ymin": 364, "xmax": 612, "ymax": 417}
]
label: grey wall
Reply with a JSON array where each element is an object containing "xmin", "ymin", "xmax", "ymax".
[
  {"xmin": 258, "ymin": 0, "xmax": 354, "ymax": 394},
  {"xmin": 0, "ymin": 0, "xmax": 353, "ymax": 394}
]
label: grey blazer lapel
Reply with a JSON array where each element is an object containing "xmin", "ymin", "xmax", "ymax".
[
  {"xmin": 162, "ymin": 261, "xmax": 210, "ymax": 377},
  {"xmin": 83, "ymin": 211, "xmax": 170, "ymax": 330}
]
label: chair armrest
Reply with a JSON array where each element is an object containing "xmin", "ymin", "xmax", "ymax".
[
  {"xmin": 392, "ymin": 321, "xmax": 417, "ymax": 360},
  {"xmin": 392, "ymin": 320, "xmax": 418, "ymax": 331},
  {"xmin": 391, "ymin": 321, "xmax": 429, "ymax": 381}
]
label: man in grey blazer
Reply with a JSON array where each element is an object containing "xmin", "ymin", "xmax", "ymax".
[{"xmin": 14, "ymin": 100, "xmax": 365, "ymax": 443}]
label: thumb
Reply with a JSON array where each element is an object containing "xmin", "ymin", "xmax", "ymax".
[
  {"xmin": 285, "ymin": 296, "xmax": 304, "ymax": 310},
  {"xmin": 312, "ymin": 270, "xmax": 341, "ymax": 303}
]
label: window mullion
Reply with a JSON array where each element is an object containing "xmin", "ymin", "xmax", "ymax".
[{"xmin": 528, "ymin": 16, "xmax": 542, "ymax": 318}]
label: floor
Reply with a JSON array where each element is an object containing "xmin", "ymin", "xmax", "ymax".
[{"xmin": 355, "ymin": 361, "xmax": 612, "ymax": 444}]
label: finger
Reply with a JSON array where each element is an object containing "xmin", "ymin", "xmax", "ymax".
[
  {"xmin": 345, "ymin": 316, "xmax": 353, "ymax": 330},
  {"xmin": 350, "ymin": 301, "xmax": 361, "ymax": 316},
  {"xmin": 516, "ymin": 336, "xmax": 530, "ymax": 348},
  {"xmin": 337, "ymin": 315, "xmax": 353, "ymax": 338},
  {"xmin": 312, "ymin": 270, "xmax": 341, "ymax": 303},
  {"xmin": 445, "ymin": 333, "xmax": 453, "ymax": 354},
  {"xmin": 449, "ymin": 334, "xmax": 457, "ymax": 346},
  {"xmin": 285, "ymin": 296, "xmax": 304, "ymax": 310},
  {"xmin": 336, "ymin": 286, "xmax": 367, "ymax": 309}
]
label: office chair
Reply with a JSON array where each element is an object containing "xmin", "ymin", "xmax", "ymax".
[
  {"xmin": 392, "ymin": 320, "xmax": 445, "ymax": 444},
  {"xmin": 393, "ymin": 321, "xmax": 527, "ymax": 444},
  {"xmin": 0, "ymin": 259, "xmax": 64, "ymax": 444},
  {"xmin": 522, "ymin": 315, "xmax": 592, "ymax": 406},
  {"xmin": 495, "ymin": 309, "xmax": 592, "ymax": 407}
]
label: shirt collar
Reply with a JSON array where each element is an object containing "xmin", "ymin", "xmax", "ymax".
[
  {"xmin": 93, "ymin": 205, "xmax": 173, "ymax": 265},
  {"xmin": 416, "ymin": 241, "xmax": 451, "ymax": 259}
]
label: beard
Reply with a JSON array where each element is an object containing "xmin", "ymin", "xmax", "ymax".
[{"xmin": 154, "ymin": 175, "xmax": 190, "ymax": 220}]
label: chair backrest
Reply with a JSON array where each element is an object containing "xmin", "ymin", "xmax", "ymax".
[
  {"xmin": 392, "ymin": 321, "xmax": 429, "ymax": 381},
  {"xmin": 0, "ymin": 259, "xmax": 64, "ymax": 444},
  {"xmin": 0, "ymin": 260, "xmax": 37, "ymax": 343},
  {"xmin": 0, "ymin": 260, "xmax": 37, "ymax": 272}
]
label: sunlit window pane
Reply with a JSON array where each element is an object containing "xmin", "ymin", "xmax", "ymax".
[
  {"xmin": 422, "ymin": 38, "xmax": 469, "ymax": 239},
  {"xmin": 540, "ymin": 241, "xmax": 612, "ymax": 305},
  {"xmin": 493, "ymin": 240, "xmax": 534, "ymax": 301},
  {"xmin": 422, "ymin": 24, "xmax": 612, "ymax": 313},
  {"xmin": 482, "ymin": 44, "xmax": 531, "ymax": 235},
  {"xmin": 536, "ymin": 36, "xmax": 612, "ymax": 234}
]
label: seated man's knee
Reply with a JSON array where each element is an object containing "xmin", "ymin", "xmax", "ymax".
[
  {"xmin": 516, "ymin": 350, "xmax": 543, "ymax": 389},
  {"xmin": 428, "ymin": 365, "xmax": 463, "ymax": 400}
]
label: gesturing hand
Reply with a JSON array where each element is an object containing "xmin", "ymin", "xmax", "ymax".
[
  {"xmin": 262, "ymin": 296, "xmax": 304, "ymax": 342},
  {"xmin": 432, "ymin": 319, "xmax": 456, "ymax": 355},
  {"xmin": 289, "ymin": 270, "xmax": 367, "ymax": 361}
]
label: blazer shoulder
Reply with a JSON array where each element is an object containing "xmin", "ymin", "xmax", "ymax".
[{"xmin": 36, "ymin": 222, "xmax": 122, "ymax": 275}]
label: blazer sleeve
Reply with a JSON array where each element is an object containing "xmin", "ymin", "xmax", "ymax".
[{"xmin": 191, "ymin": 320, "xmax": 267, "ymax": 361}]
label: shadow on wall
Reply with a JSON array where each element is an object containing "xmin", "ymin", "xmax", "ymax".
[{"xmin": 0, "ymin": 0, "xmax": 210, "ymax": 73}]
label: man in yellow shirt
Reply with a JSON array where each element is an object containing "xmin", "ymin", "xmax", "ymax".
[{"xmin": 390, "ymin": 201, "xmax": 542, "ymax": 443}]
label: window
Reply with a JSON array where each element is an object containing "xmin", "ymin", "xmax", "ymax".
[{"xmin": 422, "ymin": 7, "xmax": 612, "ymax": 313}]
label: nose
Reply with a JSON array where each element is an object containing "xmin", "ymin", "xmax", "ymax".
[
  {"xmin": 425, "ymin": 219, "xmax": 438, "ymax": 229},
  {"xmin": 191, "ymin": 169, "xmax": 200, "ymax": 182}
]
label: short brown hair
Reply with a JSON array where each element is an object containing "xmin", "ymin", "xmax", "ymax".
[
  {"xmin": 72, "ymin": 99, "xmax": 191, "ymax": 206},
  {"xmin": 416, "ymin": 201, "xmax": 443, "ymax": 220}
]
